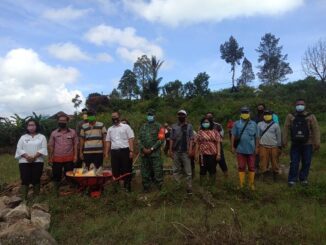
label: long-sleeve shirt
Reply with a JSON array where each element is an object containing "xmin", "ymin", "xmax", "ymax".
[
  {"xmin": 15, "ymin": 134, "xmax": 48, "ymax": 163},
  {"xmin": 257, "ymin": 121, "xmax": 282, "ymax": 147},
  {"xmin": 232, "ymin": 119, "xmax": 258, "ymax": 155},
  {"xmin": 283, "ymin": 112, "xmax": 320, "ymax": 145},
  {"xmin": 138, "ymin": 121, "xmax": 163, "ymax": 157}
]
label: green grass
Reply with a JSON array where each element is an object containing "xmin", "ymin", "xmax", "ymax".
[{"xmin": 1, "ymin": 139, "xmax": 326, "ymax": 244}]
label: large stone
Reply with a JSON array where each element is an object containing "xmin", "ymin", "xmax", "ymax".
[
  {"xmin": 0, "ymin": 208, "xmax": 11, "ymax": 221},
  {"xmin": 5, "ymin": 196, "xmax": 23, "ymax": 209},
  {"xmin": 31, "ymin": 209, "xmax": 51, "ymax": 230},
  {"xmin": 0, "ymin": 196, "xmax": 10, "ymax": 210},
  {"xmin": 4, "ymin": 203, "xmax": 30, "ymax": 223},
  {"xmin": 32, "ymin": 203, "xmax": 50, "ymax": 213},
  {"xmin": 0, "ymin": 219, "xmax": 57, "ymax": 245}
]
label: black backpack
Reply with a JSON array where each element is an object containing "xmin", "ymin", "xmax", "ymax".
[{"xmin": 291, "ymin": 113, "xmax": 310, "ymax": 144}]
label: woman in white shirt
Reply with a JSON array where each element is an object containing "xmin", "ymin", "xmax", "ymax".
[{"xmin": 15, "ymin": 119, "xmax": 47, "ymax": 200}]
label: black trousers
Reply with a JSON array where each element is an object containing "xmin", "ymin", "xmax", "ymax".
[
  {"xmin": 52, "ymin": 162, "xmax": 74, "ymax": 182},
  {"xmin": 200, "ymin": 155, "xmax": 217, "ymax": 176},
  {"xmin": 217, "ymin": 144, "xmax": 228, "ymax": 172},
  {"xmin": 111, "ymin": 148, "xmax": 132, "ymax": 183},
  {"xmin": 84, "ymin": 153, "xmax": 103, "ymax": 168},
  {"xmin": 19, "ymin": 162, "xmax": 44, "ymax": 186}
]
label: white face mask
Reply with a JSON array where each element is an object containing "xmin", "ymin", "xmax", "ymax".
[{"xmin": 296, "ymin": 105, "xmax": 305, "ymax": 112}]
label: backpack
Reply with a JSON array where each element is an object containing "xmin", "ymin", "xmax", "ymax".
[{"xmin": 291, "ymin": 113, "xmax": 310, "ymax": 144}]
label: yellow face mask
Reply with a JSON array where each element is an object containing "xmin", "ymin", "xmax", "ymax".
[
  {"xmin": 240, "ymin": 113, "xmax": 250, "ymax": 120},
  {"xmin": 264, "ymin": 115, "xmax": 273, "ymax": 121}
]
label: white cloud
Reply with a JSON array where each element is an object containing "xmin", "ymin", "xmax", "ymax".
[
  {"xmin": 47, "ymin": 42, "xmax": 90, "ymax": 61},
  {"xmin": 43, "ymin": 5, "xmax": 92, "ymax": 22},
  {"xmin": 96, "ymin": 52, "xmax": 114, "ymax": 62},
  {"xmin": 123, "ymin": 0, "xmax": 305, "ymax": 26},
  {"xmin": 0, "ymin": 48, "xmax": 84, "ymax": 117},
  {"xmin": 84, "ymin": 24, "xmax": 163, "ymax": 62}
]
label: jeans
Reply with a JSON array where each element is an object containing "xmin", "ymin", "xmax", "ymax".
[{"xmin": 288, "ymin": 144, "xmax": 313, "ymax": 183}]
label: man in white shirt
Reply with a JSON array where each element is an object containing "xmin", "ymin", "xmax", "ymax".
[{"xmin": 105, "ymin": 111, "xmax": 135, "ymax": 192}]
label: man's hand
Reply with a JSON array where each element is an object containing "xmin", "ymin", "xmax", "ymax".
[
  {"xmin": 255, "ymin": 147, "xmax": 259, "ymax": 155},
  {"xmin": 143, "ymin": 148, "xmax": 151, "ymax": 155},
  {"xmin": 129, "ymin": 151, "xmax": 133, "ymax": 160},
  {"xmin": 313, "ymin": 144, "xmax": 320, "ymax": 151},
  {"xmin": 231, "ymin": 147, "xmax": 236, "ymax": 154},
  {"xmin": 73, "ymin": 155, "xmax": 78, "ymax": 163},
  {"xmin": 216, "ymin": 154, "xmax": 221, "ymax": 161},
  {"xmin": 79, "ymin": 152, "xmax": 84, "ymax": 160}
]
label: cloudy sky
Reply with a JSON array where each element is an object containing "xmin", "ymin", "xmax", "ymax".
[{"xmin": 0, "ymin": 0, "xmax": 325, "ymax": 117}]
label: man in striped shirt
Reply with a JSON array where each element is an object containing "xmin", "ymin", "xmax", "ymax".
[{"xmin": 79, "ymin": 110, "xmax": 107, "ymax": 168}]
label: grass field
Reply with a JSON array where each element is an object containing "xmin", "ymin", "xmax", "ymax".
[{"xmin": 1, "ymin": 137, "xmax": 325, "ymax": 244}]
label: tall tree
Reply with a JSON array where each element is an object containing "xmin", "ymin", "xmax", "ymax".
[
  {"xmin": 133, "ymin": 55, "xmax": 151, "ymax": 99},
  {"xmin": 193, "ymin": 72, "xmax": 210, "ymax": 96},
  {"xmin": 256, "ymin": 33, "xmax": 293, "ymax": 84},
  {"xmin": 182, "ymin": 81, "xmax": 196, "ymax": 98},
  {"xmin": 302, "ymin": 39, "xmax": 326, "ymax": 83},
  {"xmin": 146, "ymin": 56, "xmax": 164, "ymax": 99},
  {"xmin": 237, "ymin": 58, "xmax": 255, "ymax": 86},
  {"xmin": 117, "ymin": 69, "xmax": 139, "ymax": 99},
  {"xmin": 220, "ymin": 36, "xmax": 244, "ymax": 88},
  {"xmin": 162, "ymin": 80, "xmax": 183, "ymax": 98}
]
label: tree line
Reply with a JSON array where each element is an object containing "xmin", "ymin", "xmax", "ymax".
[{"xmin": 85, "ymin": 33, "xmax": 325, "ymax": 108}]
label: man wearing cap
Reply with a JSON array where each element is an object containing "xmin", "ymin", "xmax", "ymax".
[
  {"xmin": 257, "ymin": 110, "xmax": 282, "ymax": 181},
  {"xmin": 169, "ymin": 110, "xmax": 194, "ymax": 194},
  {"xmin": 138, "ymin": 109, "xmax": 164, "ymax": 192},
  {"xmin": 231, "ymin": 107, "xmax": 259, "ymax": 190},
  {"xmin": 79, "ymin": 110, "xmax": 107, "ymax": 168},
  {"xmin": 75, "ymin": 108, "xmax": 88, "ymax": 168}
]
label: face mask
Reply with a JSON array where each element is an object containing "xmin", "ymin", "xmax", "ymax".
[
  {"xmin": 178, "ymin": 116, "xmax": 186, "ymax": 123},
  {"xmin": 147, "ymin": 115, "xmax": 154, "ymax": 122},
  {"xmin": 58, "ymin": 122, "xmax": 67, "ymax": 129},
  {"xmin": 82, "ymin": 114, "xmax": 88, "ymax": 120},
  {"xmin": 202, "ymin": 122, "xmax": 210, "ymax": 129},
  {"xmin": 263, "ymin": 115, "xmax": 273, "ymax": 121},
  {"xmin": 296, "ymin": 105, "xmax": 305, "ymax": 112},
  {"xmin": 88, "ymin": 116, "xmax": 96, "ymax": 122},
  {"xmin": 240, "ymin": 113, "xmax": 250, "ymax": 120},
  {"xmin": 112, "ymin": 118, "xmax": 119, "ymax": 124},
  {"xmin": 27, "ymin": 125, "xmax": 36, "ymax": 133}
]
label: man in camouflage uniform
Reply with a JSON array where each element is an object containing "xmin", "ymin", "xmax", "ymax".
[{"xmin": 139, "ymin": 109, "xmax": 164, "ymax": 192}]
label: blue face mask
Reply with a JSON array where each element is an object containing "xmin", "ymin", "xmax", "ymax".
[
  {"xmin": 202, "ymin": 122, "xmax": 210, "ymax": 129},
  {"xmin": 296, "ymin": 105, "xmax": 305, "ymax": 112},
  {"xmin": 147, "ymin": 115, "xmax": 154, "ymax": 122}
]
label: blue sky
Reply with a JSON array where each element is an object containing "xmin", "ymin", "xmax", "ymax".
[{"xmin": 0, "ymin": 0, "xmax": 325, "ymax": 116}]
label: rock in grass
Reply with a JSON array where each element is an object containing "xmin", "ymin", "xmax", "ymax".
[
  {"xmin": 0, "ymin": 208, "xmax": 12, "ymax": 221},
  {"xmin": 0, "ymin": 196, "xmax": 10, "ymax": 210},
  {"xmin": 0, "ymin": 219, "xmax": 57, "ymax": 245},
  {"xmin": 32, "ymin": 203, "xmax": 49, "ymax": 213},
  {"xmin": 31, "ymin": 209, "xmax": 51, "ymax": 230},
  {"xmin": 6, "ymin": 196, "xmax": 23, "ymax": 209},
  {"xmin": 4, "ymin": 204, "xmax": 30, "ymax": 223}
]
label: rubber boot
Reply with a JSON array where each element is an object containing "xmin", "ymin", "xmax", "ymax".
[
  {"xmin": 248, "ymin": 172, "xmax": 255, "ymax": 190},
  {"xmin": 199, "ymin": 175, "xmax": 205, "ymax": 186},
  {"xmin": 20, "ymin": 185, "xmax": 29, "ymax": 201},
  {"xmin": 209, "ymin": 174, "xmax": 216, "ymax": 186},
  {"xmin": 124, "ymin": 181, "xmax": 131, "ymax": 192},
  {"xmin": 53, "ymin": 182, "xmax": 60, "ymax": 196},
  {"xmin": 238, "ymin": 172, "xmax": 245, "ymax": 188},
  {"xmin": 33, "ymin": 184, "xmax": 41, "ymax": 197}
]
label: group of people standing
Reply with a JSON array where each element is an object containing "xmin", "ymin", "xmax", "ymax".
[{"xmin": 14, "ymin": 98, "xmax": 320, "ymax": 199}]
